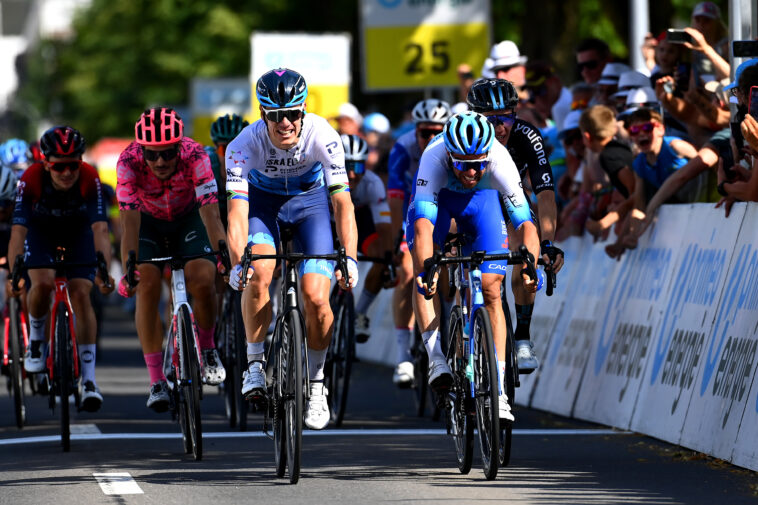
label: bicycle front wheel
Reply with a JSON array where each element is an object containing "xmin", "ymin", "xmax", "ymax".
[
  {"xmin": 411, "ymin": 325, "xmax": 428, "ymax": 417},
  {"xmin": 279, "ymin": 309, "xmax": 303, "ymax": 484},
  {"xmin": 473, "ymin": 308, "xmax": 499, "ymax": 480},
  {"xmin": 54, "ymin": 302, "xmax": 71, "ymax": 452},
  {"xmin": 499, "ymin": 300, "xmax": 516, "ymax": 467},
  {"xmin": 178, "ymin": 306, "xmax": 203, "ymax": 461},
  {"xmin": 447, "ymin": 306, "xmax": 473, "ymax": 474},
  {"xmin": 8, "ymin": 298, "xmax": 26, "ymax": 428},
  {"xmin": 327, "ymin": 288, "xmax": 354, "ymax": 426}
]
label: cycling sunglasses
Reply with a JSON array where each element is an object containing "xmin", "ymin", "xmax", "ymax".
[
  {"xmin": 416, "ymin": 127, "xmax": 442, "ymax": 140},
  {"xmin": 143, "ymin": 146, "xmax": 179, "ymax": 162},
  {"xmin": 449, "ymin": 154, "xmax": 488, "ymax": 172},
  {"xmin": 263, "ymin": 106, "xmax": 304, "ymax": 123},
  {"xmin": 346, "ymin": 160, "xmax": 365, "ymax": 174},
  {"xmin": 577, "ymin": 60, "xmax": 600, "ymax": 71},
  {"xmin": 485, "ymin": 114, "xmax": 516, "ymax": 127},
  {"xmin": 628, "ymin": 122, "xmax": 656, "ymax": 136},
  {"xmin": 48, "ymin": 160, "xmax": 82, "ymax": 173}
]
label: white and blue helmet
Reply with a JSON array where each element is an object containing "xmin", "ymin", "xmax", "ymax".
[{"xmin": 443, "ymin": 112, "xmax": 494, "ymax": 156}]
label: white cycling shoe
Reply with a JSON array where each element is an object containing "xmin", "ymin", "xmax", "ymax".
[
  {"xmin": 515, "ymin": 340, "xmax": 539, "ymax": 373},
  {"xmin": 499, "ymin": 392, "xmax": 515, "ymax": 422},
  {"xmin": 202, "ymin": 349, "xmax": 226, "ymax": 385},
  {"xmin": 242, "ymin": 361, "xmax": 266, "ymax": 401},
  {"xmin": 427, "ymin": 356, "xmax": 453, "ymax": 392},
  {"xmin": 304, "ymin": 382, "xmax": 330, "ymax": 430},
  {"xmin": 393, "ymin": 361, "xmax": 414, "ymax": 387},
  {"xmin": 24, "ymin": 340, "xmax": 48, "ymax": 373}
]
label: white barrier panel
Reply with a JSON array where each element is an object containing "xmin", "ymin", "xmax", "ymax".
[
  {"xmin": 354, "ymin": 262, "xmax": 397, "ymax": 366},
  {"xmin": 680, "ymin": 203, "xmax": 758, "ymax": 463},
  {"xmin": 631, "ymin": 204, "xmax": 745, "ymax": 443}
]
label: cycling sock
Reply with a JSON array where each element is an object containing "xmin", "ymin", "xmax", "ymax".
[
  {"xmin": 197, "ymin": 325, "xmax": 215, "ymax": 351},
  {"xmin": 498, "ymin": 360, "xmax": 505, "ymax": 397},
  {"xmin": 515, "ymin": 304, "xmax": 534, "ymax": 341},
  {"xmin": 247, "ymin": 342, "xmax": 265, "ymax": 364},
  {"xmin": 29, "ymin": 314, "xmax": 47, "ymax": 342},
  {"xmin": 144, "ymin": 351, "xmax": 165, "ymax": 384},
  {"xmin": 79, "ymin": 344, "xmax": 96, "ymax": 385},
  {"xmin": 422, "ymin": 329, "xmax": 444, "ymax": 362},
  {"xmin": 355, "ymin": 290, "xmax": 377, "ymax": 316},
  {"xmin": 395, "ymin": 327, "xmax": 413, "ymax": 363},
  {"xmin": 308, "ymin": 348, "xmax": 327, "ymax": 381}
]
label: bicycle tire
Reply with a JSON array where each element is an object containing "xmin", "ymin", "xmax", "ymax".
[
  {"xmin": 232, "ymin": 293, "xmax": 248, "ymax": 431},
  {"xmin": 499, "ymin": 302, "xmax": 516, "ymax": 467},
  {"xmin": 283, "ymin": 309, "xmax": 304, "ymax": 484},
  {"xmin": 55, "ymin": 302, "xmax": 71, "ymax": 452},
  {"xmin": 8, "ymin": 298, "xmax": 26, "ymax": 429},
  {"xmin": 447, "ymin": 306, "xmax": 473, "ymax": 474},
  {"xmin": 272, "ymin": 314, "xmax": 287, "ymax": 478},
  {"xmin": 473, "ymin": 308, "xmax": 499, "ymax": 480},
  {"xmin": 220, "ymin": 293, "xmax": 237, "ymax": 429},
  {"xmin": 412, "ymin": 325, "xmax": 428, "ymax": 417},
  {"xmin": 178, "ymin": 306, "xmax": 203, "ymax": 460},
  {"xmin": 327, "ymin": 288, "xmax": 354, "ymax": 426}
]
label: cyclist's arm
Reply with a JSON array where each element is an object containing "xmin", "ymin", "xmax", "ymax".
[
  {"xmin": 198, "ymin": 202, "xmax": 226, "ymax": 254},
  {"xmin": 226, "ymin": 199, "xmax": 249, "ymax": 266},
  {"xmin": 119, "ymin": 209, "xmax": 140, "ymax": 272},
  {"xmin": 225, "ymin": 136, "xmax": 251, "ymax": 265},
  {"xmin": 409, "ymin": 149, "xmax": 445, "ymax": 280},
  {"xmin": 331, "ymin": 191, "xmax": 358, "ymax": 260},
  {"xmin": 7, "ymin": 224, "xmax": 27, "ymax": 270}
]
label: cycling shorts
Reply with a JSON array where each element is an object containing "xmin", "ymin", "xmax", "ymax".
[
  {"xmin": 248, "ymin": 186, "xmax": 334, "ymax": 279},
  {"xmin": 138, "ymin": 208, "xmax": 214, "ymax": 266},
  {"xmin": 24, "ymin": 226, "xmax": 96, "ymax": 281},
  {"xmin": 407, "ymin": 189, "xmax": 509, "ymax": 275}
]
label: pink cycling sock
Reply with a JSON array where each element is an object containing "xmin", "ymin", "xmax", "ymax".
[
  {"xmin": 144, "ymin": 352, "xmax": 165, "ymax": 385},
  {"xmin": 197, "ymin": 325, "xmax": 215, "ymax": 351}
]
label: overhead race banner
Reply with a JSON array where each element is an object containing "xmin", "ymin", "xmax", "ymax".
[
  {"xmin": 250, "ymin": 32, "xmax": 351, "ymax": 122},
  {"xmin": 360, "ymin": 0, "xmax": 491, "ymax": 92}
]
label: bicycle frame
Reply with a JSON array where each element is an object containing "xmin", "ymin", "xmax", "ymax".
[
  {"xmin": 3, "ymin": 303, "xmax": 29, "ymax": 367},
  {"xmin": 167, "ymin": 267, "xmax": 204, "ymax": 381},
  {"xmin": 46, "ymin": 275, "xmax": 79, "ymax": 382}
]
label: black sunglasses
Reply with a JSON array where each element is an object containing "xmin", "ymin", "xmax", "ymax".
[
  {"xmin": 263, "ymin": 108, "xmax": 304, "ymax": 123},
  {"xmin": 48, "ymin": 161, "xmax": 81, "ymax": 173},
  {"xmin": 416, "ymin": 127, "xmax": 442, "ymax": 140},
  {"xmin": 577, "ymin": 60, "xmax": 600, "ymax": 71},
  {"xmin": 143, "ymin": 146, "xmax": 179, "ymax": 162},
  {"xmin": 485, "ymin": 114, "xmax": 516, "ymax": 127}
]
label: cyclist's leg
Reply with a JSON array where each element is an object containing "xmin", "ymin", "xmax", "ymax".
[
  {"xmin": 68, "ymin": 276, "xmax": 103, "ymax": 410},
  {"xmin": 506, "ymin": 218, "xmax": 539, "ymax": 370},
  {"xmin": 392, "ymin": 202, "xmax": 415, "ymax": 375},
  {"xmin": 23, "ymin": 231, "xmax": 56, "ymax": 372}
]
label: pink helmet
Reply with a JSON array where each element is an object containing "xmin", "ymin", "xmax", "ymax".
[{"xmin": 134, "ymin": 107, "xmax": 184, "ymax": 146}]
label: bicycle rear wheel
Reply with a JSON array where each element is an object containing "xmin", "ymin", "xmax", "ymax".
[
  {"xmin": 447, "ymin": 306, "xmax": 473, "ymax": 474},
  {"xmin": 54, "ymin": 302, "xmax": 71, "ymax": 452},
  {"xmin": 327, "ymin": 288, "xmax": 354, "ymax": 426},
  {"xmin": 178, "ymin": 306, "xmax": 203, "ymax": 460},
  {"xmin": 8, "ymin": 298, "xmax": 26, "ymax": 428},
  {"xmin": 499, "ymin": 301, "xmax": 516, "ymax": 467},
  {"xmin": 411, "ymin": 325, "xmax": 428, "ymax": 417},
  {"xmin": 232, "ymin": 293, "xmax": 248, "ymax": 431},
  {"xmin": 473, "ymin": 308, "xmax": 499, "ymax": 480},
  {"xmin": 219, "ymin": 293, "xmax": 237, "ymax": 428}
]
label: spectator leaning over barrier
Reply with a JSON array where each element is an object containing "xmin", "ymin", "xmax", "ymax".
[
  {"xmin": 576, "ymin": 38, "xmax": 612, "ymax": 85},
  {"xmin": 525, "ymin": 61, "xmax": 572, "ymax": 132}
]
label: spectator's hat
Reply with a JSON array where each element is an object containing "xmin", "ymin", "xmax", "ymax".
[
  {"xmin": 597, "ymin": 63, "xmax": 632, "ymax": 86},
  {"xmin": 525, "ymin": 61, "xmax": 554, "ymax": 89},
  {"xmin": 692, "ymin": 2, "xmax": 721, "ymax": 19},
  {"xmin": 611, "ymin": 71, "xmax": 652, "ymax": 99},
  {"xmin": 335, "ymin": 102, "xmax": 363, "ymax": 127},
  {"xmin": 363, "ymin": 112, "xmax": 390, "ymax": 134},
  {"xmin": 618, "ymin": 87, "xmax": 661, "ymax": 118},
  {"xmin": 724, "ymin": 58, "xmax": 758, "ymax": 91},
  {"xmin": 490, "ymin": 41, "xmax": 527, "ymax": 70},
  {"xmin": 481, "ymin": 57, "xmax": 495, "ymax": 79},
  {"xmin": 558, "ymin": 110, "xmax": 583, "ymax": 140}
]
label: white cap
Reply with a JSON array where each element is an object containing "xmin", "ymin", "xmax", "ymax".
[
  {"xmin": 336, "ymin": 102, "xmax": 363, "ymax": 127},
  {"xmin": 481, "ymin": 57, "xmax": 495, "ymax": 79},
  {"xmin": 597, "ymin": 63, "xmax": 632, "ymax": 86},
  {"xmin": 363, "ymin": 112, "xmax": 390, "ymax": 134},
  {"xmin": 618, "ymin": 87, "xmax": 661, "ymax": 118},
  {"xmin": 611, "ymin": 71, "xmax": 652, "ymax": 99},
  {"xmin": 489, "ymin": 41, "xmax": 527, "ymax": 70},
  {"xmin": 558, "ymin": 109, "xmax": 583, "ymax": 140}
]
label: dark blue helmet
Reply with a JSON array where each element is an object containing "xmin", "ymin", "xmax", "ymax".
[
  {"xmin": 256, "ymin": 68, "xmax": 308, "ymax": 109},
  {"xmin": 467, "ymin": 78, "xmax": 519, "ymax": 113}
]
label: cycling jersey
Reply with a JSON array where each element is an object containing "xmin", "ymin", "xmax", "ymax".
[
  {"xmin": 204, "ymin": 146, "xmax": 227, "ymax": 229},
  {"xmin": 507, "ymin": 118, "xmax": 555, "ymax": 194},
  {"xmin": 352, "ymin": 170, "xmax": 391, "ymax": 227},
  {"xmin": 387, "ymin": 130, "xmax": 422, "ymax": 201},
  {"xmin": 116, "ymin": 138, "xmax": 218, "ymax": 221},
  {"xmin": 225, "ymin": 114, "xmax": 348, "ymax": 198}
]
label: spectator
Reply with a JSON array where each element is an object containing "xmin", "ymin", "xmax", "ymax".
[
  {"xmin": 576, "ymin": 38, "xmax": 612, "ymax": 84},
  {"xmin": 685, "ymin": 1, "xmax": 730, "ymax": 82},
  {"xmin": 556, "ymin": 110, "xmax": 586, "ymax": 204},
  {"xmin": 570, "ymin": 82, "xmax": 595, "ymax": 112},
  {"xmin": 650, "ymin": 34, "xmax": 690, "ymax": 94},
  {"xmin": 363, "ymin": 112, "xmax": 392, "ymax": 173},
  {"xmin": 335, "ymin": 103, "xmax": 364, "ymax": 136},
  {"xmin": 611, "ymin": 70, "xmax": 653, "ymax": 112},
  {"xmin": 490, "ymin": 40, "xmax": 528, "ymax": 92},
  {"xmin": 525, "ymin": 61, "xmax": 572, "ymax": 131},
  {"xmin": 594, "ymin": 63, "xmax": 632, "ymax": 106}
]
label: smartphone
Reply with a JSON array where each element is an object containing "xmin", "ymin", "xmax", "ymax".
[
  {"xmin": 750, "ymin": 86, "xmax": 758, "ymax": 119},
  {"xmin": 733, "ymin": 40, "xmax": 758, "ymax": 58},
  {"xmin": 666, "ymin": 29, "xmax": 693, "ymax": 45}
]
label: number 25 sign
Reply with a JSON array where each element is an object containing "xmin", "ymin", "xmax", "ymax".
[{"xmin": 360, "ymin": 0, "xmax": 491, "ymax": 91}]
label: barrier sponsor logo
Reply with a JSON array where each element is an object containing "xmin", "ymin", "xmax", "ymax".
[
  {"xmin": 555, "ymin": 318, "xmax": 595, "ymax": 388},
  {"xmin": 660, "ymin": 329, "xmax": 705, "ymax": 414},
  {"xmin": 604, "ymin": 322, "xmax": 652, "ymax": 401},
  {"xmin": 711, "ymin": 336, "xmax": 757, "ymax": 427}
]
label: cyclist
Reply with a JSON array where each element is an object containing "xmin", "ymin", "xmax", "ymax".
[
  {"xmin": 0, "ymin": 138, "xmax": 32, "ymax": 175},
  {"xmin": 226, "ymin": 68, "xmax": 358, "ymax": 431},
  {"xmin": 341, "ymin": 134, "xmax": 393, "ymax": 342},
  {"xmin": 0, "ymin": 167, "xmax": 19, "ymax": 306},
  {"xmin": 117, "ymin": 107, "xmax": 227, "ymax": 413},
  {"xmin": 205, "ymin": 113, "xmax": 250, "ymax": 230},
  {"xmin": 387, "ymin": 98, "xmax": 451, "ymax": 387},
  {"xmin": 409, "ymin": 112, "xmax": 540, "ymax": 422},
  {"xmin": 467, "ymin": 78, "xmax": 565, "ymax": 372},
  {"xmin": 6, "ymin": 126, "xmax": 114, "ymax": 412}
]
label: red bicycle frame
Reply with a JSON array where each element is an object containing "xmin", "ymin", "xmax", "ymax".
[
  {"xmin": 2, "ymin": 303, "xmax": 29, "ymax": 367},
  {"xmin": 45, "ymin": 275, "xmax": 79, "ymax": 381}
]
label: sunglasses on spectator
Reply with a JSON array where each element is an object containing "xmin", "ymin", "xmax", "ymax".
[
  {"xmin": 143, "ymin": 146, "xmax": 179, "ymax": 162},
  {"xmin": 485, "ymin": 114, "xmax": 516, "ymax": 127},
  {"xmin": 577, "ymin": 60, "xmax": 600, "ymax": 71},
  {"xmin": 346, "ymin": 160, "xmax": 365, "ymax": 174},
  {"xmin": 628, "ymin": 122, "xmax": 657, "ymax": 136},
  {"xmin": 416, "ymin": 127, "xmax": 442, "ymax": 140},
  {"xmin": 48, "ymin": 160, "xmax": 82, "ymax": 173},
  {"xmin": 263, "ymin": 106, "xmax": 304, "ymax": 123},
  {"xmin": 449, "ymin": 154, "xmax": 489, "ymax": 172}
]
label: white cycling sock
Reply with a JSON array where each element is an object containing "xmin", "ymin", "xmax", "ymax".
[
  {"xmin": 79, "ymin": 344, "xmax": 96, "ymax": 385},
  {"xmin": 355, "ymin": 290, "xmax": 377, "ymax": 316},
  {"xmin": 247, "ymin": 342, "xmax": 265, "ymax": 364},
  {"xmin": 29, "ymin": 315, "xmax": 47, "ymax": 342},
  {"xmin": 498, "ymin": 360, "xmax": 505, "ymax": 397},
  {"xmin": 308, "ymin": 348, "xmax": 327, "ymax": 381},
  {"xmin": 395, "ymin": 327, "xmax": 412, "ymax": 364},
  {"xmin": 422, "ymin": 329, "xmax": 444, "ymax": 362}
]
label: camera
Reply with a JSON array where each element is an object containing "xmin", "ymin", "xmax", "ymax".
[
  {"xmin": 733, "ymin": 40, "xmax": 758, "ymax": 58},
  {"xmin": 666, "ymin": 29, "xmax": 693, "ymax": 45}
]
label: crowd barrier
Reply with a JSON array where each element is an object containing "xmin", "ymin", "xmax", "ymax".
[{"xmin": 353, "ymin": 202, "xmax": 758, "ymax": 472}]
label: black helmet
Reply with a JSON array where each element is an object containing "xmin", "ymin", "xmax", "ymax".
[
  {"xmin": 40, "ymin": 126, "xmax": 86, "ymax": 158},
  {"xmin": 256, "ymin": 68, "xmax": 308, "ymax": 109},
  {"xmin": 210, "ymin": 114, "xmax": 249, "ymax": 144},
  {"xmin": 467, "ymin": 78, "xmax": 519, "ymax": 113}
]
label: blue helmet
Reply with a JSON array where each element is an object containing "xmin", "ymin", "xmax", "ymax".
[
  {"xmin": 467, "ymin": 78, "xmax": 519, "ymax": 113},
  {"xmin": 0, "ymin": 166, "xmax": 17, "ymax": 202},
  {"xmin": 443, "ymin": 112, "xmax": 494, "ymax": 156},
  {"xmin": 0, "ymin": 139, "xmax": 31, "ymax": 169},
  {"xmin": 256, "ymin": 68, "xmax": 308, "ymax": 109}
]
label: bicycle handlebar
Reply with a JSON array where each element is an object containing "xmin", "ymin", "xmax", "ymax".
[
  {"xmin": 12, "ymin": 249, "xmax": 112, "ymax": 290},
  {"xmin": 357, "ymin": 251, "xmax": 397, "ymax": 286},
  {"xmin": 239, "ymin": 245, "xmax": 349, "ymax": 289}
]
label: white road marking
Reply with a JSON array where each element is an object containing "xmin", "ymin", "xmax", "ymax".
[
  {"xmin": 0, "ymin": 428, "xmax": 628, "ymax": 446},
  {"xmin": 93, "ymin": 472, "xmax": 143, "ymax": 495},
  {"xmin": 71, "ymin": 424, "xmax": 101, "ymax": 434}
]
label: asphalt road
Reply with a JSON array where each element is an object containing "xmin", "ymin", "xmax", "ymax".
[{"xmin": 1, "ymin": 301, "xmax": 756, "ymax": 504}]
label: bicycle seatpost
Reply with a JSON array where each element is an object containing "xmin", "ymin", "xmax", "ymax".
[{"xmin": 126, "ymin": 250, "xmax": 138, "ymax": 288}]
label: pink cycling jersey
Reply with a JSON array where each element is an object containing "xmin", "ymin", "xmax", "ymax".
[{"xmin": 117, "ymin": 137, "xmax": 218, "ymax": 221}]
